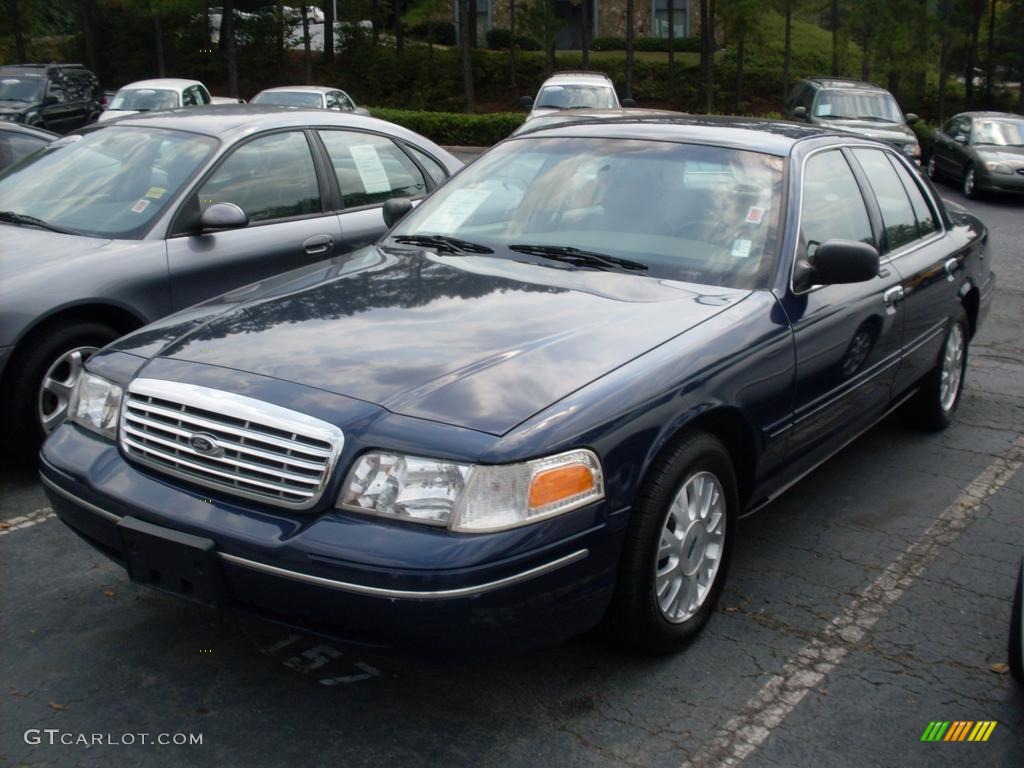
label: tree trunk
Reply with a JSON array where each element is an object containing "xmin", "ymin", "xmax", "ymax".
[
  {"xmin": 782, "ymin": 1, "xmax": 792, "ymax": 106},
  {"xmin": 581, "ymin": 0, "xmax": 590, "ymax": 68},
  {"xmin": 301, "ymin": 3, "xmax": 312, "ymax": 83},
  {"xmin": 626, "ymin": 0, "xmax": 635, "ymax": 100},
  {"xmin": 704, "ymin": 0, "xmax": 715, "ymax": 112},
  {"xmin": 396, "ymin": 0, "xmax": 405, "ymax": 55},
  {"xmin": 9, "ymin": 0, "xmax": 28, "ymax": 61},
  {"xmin": 984, "ymin": 0, "xmax": 995, "ymax": 104},
  {"xmin": 937, "ymin": 25, "xmax": 950, "ymax": 122},
  {"xmin": 223, "ymin": 0, "xmax": 239, "ymax": 97},
  {"xmin": 831, "ymin": 0, "xmax": 839, "ymax": 76},
  {"xmin": 154, "ymin": 16, "xmax": 166, "ymax": 77},
  {"xmin": 668, "ymin": 0, "xmax": 675, "ymax": 104},
  {"xmin": 275, "ymin": 1, "xmax": 285, "ymax": 69},
  {"xmin": 546, "ymin": 0, "xmax": 557, "ymax": 75},
  {"xmin": 964, "ymin": 0, "xmax": 984, "ymax": 107},
  {"xmin": 371, "ymin": 0, "xmax": 380, "ymax": 45},
  {"xmin": 459, "ymin": 0, "xmax": 475, "ymax": 111},
  {"xmin": 81, "ymin": 0, "xmax": 98, "ymax": 76},
  {"xmin": 509, "ymin": 0, "xmax": 517, "ymax": 88},
  {"xmin": 324, "ymin": 0, "xmax": 334, "ymax": 63},
  {"xmin": 735, "ymin": 23, "xmax": 744, "ymax": 111}
]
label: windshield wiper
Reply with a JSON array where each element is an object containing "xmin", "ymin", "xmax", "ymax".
[
  {"xmin": 391, "ymin": 234, "xmax": 494, "ymax": 254},
  {"xmin": 508, "ymin": 244, "xmax": 648, "ymax": 273},
  {"xmin": 853, "ymin": 115, "xmax": 898, "ymax": 123},
  {"xmin": 0, "ymin": 210, "xmax": 81, "ymax": 236}
]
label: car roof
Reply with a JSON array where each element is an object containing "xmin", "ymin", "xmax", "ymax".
[
  {"xmin": 0, "ymin": 121, "xmax": 58, "ymax": 140},
  {"xmin": 510, "ymin": 114, "xmax": 845, "ymax": 156},
  {"xmin": 255, "ymin": 85, "xmax": 338, "ymax": 94},
  {"xmin": 118, "ymin": 78, "xmax": 203, "ymax": 91},
  {"xmin": 92, "ymin": 104, "xmax": 436, "ymax": 145},
  {"xmin": 804, "ymin": 77, "xmax": 887, "ymax": 92},
  {"xmin": 541, "ymin": 71, "xmax": 615, "ymax": 86},
  {"xmin": 515, "ymin": 108, "xmax": 687, "ymax": 134},
  {"xmin": 0, "ymin": 69, "xmax": 44, "ymax": 79}
]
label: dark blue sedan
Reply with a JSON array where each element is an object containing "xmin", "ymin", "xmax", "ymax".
[{"xmin": 40, "ymin": 116, "xmax": 995, "ymax": 655}]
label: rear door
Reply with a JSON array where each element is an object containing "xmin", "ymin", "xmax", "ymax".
[
  {"xmin": 850, "ymin": 147, "xmax": 959, "ymax": 395},
  {"xmin": 314, "ymin": 129, "xmax": 431, "ymax": 251},
  {"xmin": 39, "ymin": 79, "xmax": 76, "ymax": 133},
  {"xmin": 165, "ymin": 129, "xmax": 343, "ymax": 310}
]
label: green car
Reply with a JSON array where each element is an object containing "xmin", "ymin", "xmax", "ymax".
[{"xmin": 927, "ymin": 111, "xmax": 1024, "ymax": 198}]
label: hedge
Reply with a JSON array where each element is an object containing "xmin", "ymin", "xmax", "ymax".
[
  {"xmin": 406, "ymin": 21, "xmax": 457, "ymax": 47},
  {"xmin": 369, "ymin": 107, "xmax": 525, "ymax": 146},
  {"xmin": 485, "ymin": 28, "xmax": 543, "ymax": 51},
  {"xmin": 591, "ymin": 36, "xmax": 704, "ymax": 53}
]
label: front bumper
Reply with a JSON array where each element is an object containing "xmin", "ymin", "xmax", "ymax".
[
  {"xmin": 40, "ymin": 424, "xmax": 626, "ymax": 654},
  {"xmin": 977, "ymin": 170, "xmax": 1024, "ymax": 194}
]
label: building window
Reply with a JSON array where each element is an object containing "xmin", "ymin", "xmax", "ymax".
[
  {"xmin": 652, "ymin": 0, "xmax": 688, "ymax": 38},
  {"xmin": 476, "ymin": 0, "xmax": 490, "ymax": 41}
]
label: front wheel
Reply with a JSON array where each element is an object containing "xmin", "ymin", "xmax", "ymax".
[
  {"xmin": 926, "ymin": 154, "xmax": 942, "ymax": 182},
  {"xmin": 962, "ymin": 164, "xmax": 978, "ymax": 199},
  {"xmin": 908, "ymin": 309, "xmax": 969, "ymax": 430},
  {"xmin": 608, "ymin": 431, "xmax": 737, "ymax": 655}
]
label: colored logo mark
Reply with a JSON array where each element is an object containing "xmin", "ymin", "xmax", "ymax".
[{"xmin": 920, "ymin": 721, "xmax": 997, "ymax": 742}]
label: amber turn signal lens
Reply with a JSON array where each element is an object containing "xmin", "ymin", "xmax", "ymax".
[{"xmin": 528, "ymin": 464, "xmax": 595, "ymax": 509}]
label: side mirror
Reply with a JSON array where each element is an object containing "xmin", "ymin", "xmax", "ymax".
[
  {"xmin": 792, "ymin": 106, "xmax": 808, "ymax": 120},
  {"xmin": 954, "ymin": 134, "xmax": 968, "ymax": 145},
  {"xmin": 799, "ymin": 239, "xmax": 879, "ymax": 288},
  {"xmin": 44, "ymin": 95, "xmax": 59, "ymax": 106},
  {"xmin": 354, "ymin": 106, "xmax": 370, "ymax": 116},
  {"xmin": 621, "ymin": 97, "xmax": 637, "ymax": 108},
  {"xmin": 382, "ymin": 197, "xmax": 413, "ymax": 229},
  {"xmin": 905, "ymin": 112, "xmax": 918, "ymax": 124},
  {"xmin": 517, "ymin": 95, "xmax": 533, "ymax": 110},
  {"xmin": 199, "ymin": 202, "xmax": 248, "ymax": 232}
]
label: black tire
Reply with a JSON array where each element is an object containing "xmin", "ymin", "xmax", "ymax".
[
  {"xmin": 926, "ymin": 154, "xmax": 942, "ymax": 182},
  {"xmin": 962, "ymin": 163, "xmax": 979, "ymax": 199},
  {"xmin": 1010, "ymin": 561, "xmax": 1024, "ymax": 683},
  {"xmin": 908, "ymin": 309, "xmax": 969, "ymax": 431},
  {"xmin": 5, "ymin": 322, "xmax": 120, "ymax": 457},
  {"xmin": 608, "ymin": 431, "xmax": 738, "ymax": 655}
]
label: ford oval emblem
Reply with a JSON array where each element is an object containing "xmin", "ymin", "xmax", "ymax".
[{"xmin": 188, "ymin": 432, "xmax": 223, "ymax": 458}]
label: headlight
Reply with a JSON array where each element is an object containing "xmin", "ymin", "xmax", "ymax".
[
  {"xmin": 902, "ymin": 142, "xmax": 921, "ymax": 158},
  {"xmin": 68, "ymin": 372, "xmax": 123, "ymax": 440},
  {"xmin": 338, "ymin": 449, "xmax": 604, "ymax": 532},
  {"xmin": 983, "ymin": 161, "xmax": 1013, "ymax": 175}
]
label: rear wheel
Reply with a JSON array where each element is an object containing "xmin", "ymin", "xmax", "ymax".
[
  {"xmin": 908, "ymin": 309, "xmax": 968, "ymax": 430},
  {"xmin": 609, "ymin": 431, "xmax": 737, "ymax": 655},
  {"xmin": 962, "ymin": 164, "xmax": 978, "ymax": 199}
]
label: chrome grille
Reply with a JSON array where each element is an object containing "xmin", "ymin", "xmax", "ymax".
[{"xmin": 120, "ymin": 379, "xmax": 344, "ymax": 510}]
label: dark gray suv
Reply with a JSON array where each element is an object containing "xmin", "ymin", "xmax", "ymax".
[
  {"xmin": 786, "ymin": 77, "xmax": 921, "ymax": 164},
  {"xmin": 0, "ymin": 106, "xmax": 460, "ymax": 453}
]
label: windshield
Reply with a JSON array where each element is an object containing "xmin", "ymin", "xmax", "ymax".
[
  {"xmin": 0, "ymin": 76, "xmax": 44, "ymax": 103},
  {"xmin": 390, "ymin": 138, "xmax": 784, "ymax": 288},
  {"xmin": 536, "ymin": 84, "xmax": 618, "ymax": 110},
  {"xmin": 814, "ymin": 90, "xmax": 904, "ymax": 123},
  {"xmin": 109, "ymin": 88, "xmax": 180, "ymax": 111},
  {"xmin": 0, "ymin": 126, "xmax": 217, "ymax": 238},
  {"xmin": 973, "ymin": 119, "xmax": 1024, "ymax": 147},
  {"xmin": 251, "ymin": 91, "xmax": 323, "ymax": 108}
]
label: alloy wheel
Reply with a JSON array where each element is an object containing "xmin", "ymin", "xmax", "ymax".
[{"xmin": 939, "ymin": 323, "xmax": 965, "ymax": 413}]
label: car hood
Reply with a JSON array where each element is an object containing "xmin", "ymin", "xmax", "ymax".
[
  {"xmin": 975, "ymin": 145, "xmax": 1024, "ymax": 165},
  {"xmin": 816, "ymin": 118, "xmax": 916, "ymax": 144},
  {"xmin": 97, "ymin": 109, "xmax": 141, "ymax": 122},
  {"xmin": 133, "ymin": 247, "xmax": 750, "ymax": 435},
  {"xmin": 0, "ymin": 224, "xmax": 111, "ymax": 272},
  {"xmin": 0, "ymin": 101, "xmax": 31, "ymax": 115}
]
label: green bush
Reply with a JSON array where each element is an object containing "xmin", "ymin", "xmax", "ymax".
[
  {"xmin": 591, "ymin": 37, "xmax": 626, "ymax": 51},
  {"xmin": 486, "ymin": 28, "xmax": 542, "ymax": 51},
  {"xmin": 406, "ymin": 21, "xmax": 457, "ymax": 47},
  {"xmin": 369, "ymin": 107, "xmax": 525, "ymax": 146},
  {"xmin": 911, "ymin": 120, "xmax": 936, "ymax": 157},
  {"xmin": 634, "ymin": 36, "xmax": 704, "ymax": 53}
]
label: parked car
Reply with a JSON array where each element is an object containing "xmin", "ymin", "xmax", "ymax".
[
  {"xmin": 0, "ymin": 106, "xmax": 460, "ymax": 453},
  {"xmin": 1011, "ymin": 559, "xmax": 1023, "ymax": 682},
  {"xmin": 927, "ymin": 112, "xmax": 1024, "ymax": 198},
  {"xmin": 518, "ymin": 71, "xmax": 634, "ymax": 121},
  {"xmin": 250, "ymin": 85, "xmax": 369, "ymax": 115},
  {"xmin": 0, "ymin": 121, "xmax": 56, "ymax": 171},
  {"xmin": 511, "ymin": 108, "xmax": 685, "ymax": 136},
  {"xmin": 40, "ymin": 116, "xmax": 994, "ymax": 656},
  {"xmin": 0, "ymin": 63, "xmax": 102, "ymax": 133},
  {"xmin": 786, "ymin": 77, "xmax": 921, "ymax": 163},
  {"xmin": 98, "ymin": 79, "xmax": 240, "ymax": 123}
]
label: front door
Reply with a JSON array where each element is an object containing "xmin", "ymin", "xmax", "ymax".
[
  {"xmin": 166, "ymin": 129, "xmax": 343, "ymax": 311},
  {"xmin": 781, "ymin": 148, "xmax": 905, "ymax": 469}
]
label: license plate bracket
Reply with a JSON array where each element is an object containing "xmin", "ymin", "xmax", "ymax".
[{"xmin": 117, "ymin": 516, "xmax": 224, "ymax": 607}]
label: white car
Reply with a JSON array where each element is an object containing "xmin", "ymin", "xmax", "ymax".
[
  {"xmin": 98, "ymin": 79, "xmax": 238, "ymax": 122},
  {"xmin": 519, "ymin": 72, "xmax": 633, "ymax": 121},
  {"xmin": 250, "ymin": 85, "xmax": 369, "ymax": 115}
]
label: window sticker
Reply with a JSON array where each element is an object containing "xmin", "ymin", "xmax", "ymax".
[
  {"xmin": 1, "ymin": 78, "xmax": 21, "ymax": 85},
  {"xmin": 145, "ymin": 186, "xmax": 166, "ymax": 199},
  {"xmin": 422, "ymin": 189, "xmax": 492, "ymax": 231},
  {"xmin": 745, "ymin": 206, "xmax": 766, "ymax": 225},
  {"xmin": 731, "ymin": 238, "xmax": 752, "ymax": 258},
  {"xmin": 816, "ymin": 101, "xmax": 832, "ymax": 116},
  {"xmin": 348, "ymin": 144, "xmax": 391, "ymax": 194},
  {"xmin": 131, "ymin": 199, "xmax": 151, "ymax": 214}
]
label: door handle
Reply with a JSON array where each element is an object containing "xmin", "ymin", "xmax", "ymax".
[
  {"xmin": 302, "ymin": 234, "xmax": 334, "ymax": 255},
  {"xmin": 882, "ymin": 285, "xmax": 904, "ymax": 306},
  {"xmin": 943, "ymin": 258, "xmax": 958, "ymax": 279}
]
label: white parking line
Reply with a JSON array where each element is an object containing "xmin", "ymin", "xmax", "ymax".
[
  {"xmin": 682, "ymin": 433, "xmax": 1024, "ymax": 768},
  {"xmin": 0, "ymin": 508, "xmax": 56, "ymax": 537}
]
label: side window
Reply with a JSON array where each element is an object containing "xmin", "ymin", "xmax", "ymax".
[
  {"xmin": 317, "ymin": 130, "xmax": 428, "ymax": 207},
  {"xmin": 47, "ymin": 81, "xmax": 65, "ymax": 103},
  {"xmin": 406, "ymin": 144, "xmax": 448, "ymax": 186},
  {"xmin": 786, "ymin": 83, "xmax": 804, "ymax": 109},
  {"xmin": 0, "ymin": 133, "xmax": 47, "ymax": 168},
  {"xmin": 339, "ymin": 93, "xmax": 356, "ymax": 111},
  {"xmin": 886, "ymin": 155, "xmax": 938, "ymax": 238},
  {"xmin": 198, "ymin": 86, "xmax": 211, "ymax": 105},
  {"xmin": 197, "ymin": 131, "xmax": 321, "ymax": 223},
  {"xmin": 852, "ymin": 148, "xmax": 920, "ymax": 251},
  {"xmin": 799, "ymin": 150, "xmax": 874, "ymax": 261},
  {"xmin": 942, "ymin": 117, "xmax": 958, "ymax": 136},
  {"xmin": 325, "ymin": 92, "xmax": 341, "ymax": 110},
  {"xmin": 182, "ymin": 87, "xmax": 197, "ymax": 106}
]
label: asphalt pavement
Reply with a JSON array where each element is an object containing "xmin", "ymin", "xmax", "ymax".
[{"xmin": 1, "ymin": 181, "xmax": 1022, "ymax": 768}]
